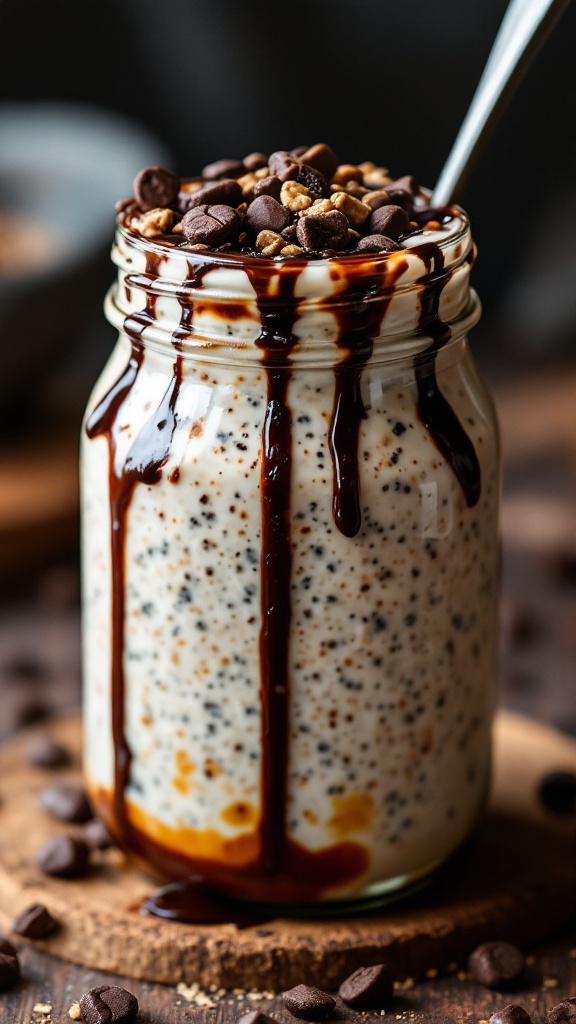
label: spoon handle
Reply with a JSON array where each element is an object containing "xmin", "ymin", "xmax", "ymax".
[{"xmin": 431, "ymin": 0, "xmax": 572, "ymax": 208}]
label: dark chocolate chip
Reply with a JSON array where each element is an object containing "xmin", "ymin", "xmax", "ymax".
[
  {"xmin": 468, "ymin": 941, "xmax": 524, "ymax": 989},
  {"xmin": 296, "ymin": 210, "xmax": 349, "ymax": 252},
  {"xmin": 27, "ymin": 734, "xmax": 71, "ymax": 769},
  {"xmin": 268, "ymin": 150, "xmax": 299, "ymax": 181},
  {"xmin": 299, "ymin": 144, "xmax": 338, "ymax": 180},
  {"xmin": 0, "ymin": 937, "xmax": 17, "ymax": 957},
  {"xmin": 252, "ymin": 175, "xmax": 282, "ymax": 201},
  {"xmin": 243, "ymin": 152, "xmax": 269, "ymax": 172},
  {"xmin": 80, "ymin": 984, "xmax": 139, "ymax": 1024},
  {"xmin": 181, "ymin": 204, "xmax": 239, "ymax": 246},
  {"xmin": 38, "ymin": 783, "xmax": 93, "ymax": 823},
  {"xmin": 0, "ymin": 952, "xmax": 19, "ymax": 992},
  {"xmin": 381, "ymin": 187, "xmax": 414, "ymax": 215},
  {"xmin": 367, "ymin": 205, "xmax": 411, "ymax": 240},
  {"xmin": 281, "ymin": 223, "xmax": 299, "ymax": 242},
  {"xmin": 133, "ymin": 165, "xmax": 180, "ymax": 212},
  {"xmin": 282, "ymin": 984, "xmax": 336, "ymax": 1020},
  {"xmin": 549, "ymin": 999, "xmax": 576, "ymax": 1024},
  {"xmin": 355, "ymin": 234, "xmax": 402, "ymax": 253},
  {"xmin": 187, "ymin": 178, "xmax": 243, "ymax": 210},
  {"xmin": 245, "ymin": 195, "xmax": 290, "ymax": 235},
  {"xmin": 12, "ymin": 903, "xmax": 59, "ymax": 939},
  {"xmin": 388, "ymin": 174, "xmax": 420, "ymax": 195},
  {"xmin": 296, "ymin": 163, "xmax": 331, "ymax": 199},
  {"xmin": 202, "ymin": 158, "xmax": 245, "ymax": 180},
  {"xmin": 237, "ymin": 1013, "xmax": 277, "ymax": 1024},
  {"xmin": 338, "ymin": 964, "xmax": 394, "ymax": 1008},
  {"xmin": 36, "ymin": 834, "xmax": 90, "ymax": 878},
  {"xmin": 538, "ymin": 771, "xmax": 576, "ymax": 815},
  {"xmin": 82, "ymin": 817, "xmax": 114, "ymax": 850},
  {"xmin": 490, "ymin": 1006, "xmax": 533, "ymax": 1024}
]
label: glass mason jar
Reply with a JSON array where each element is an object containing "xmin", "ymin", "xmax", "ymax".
[{"xmin": 80, "ymin": 205, "xmax": 500, "ymax": 911}]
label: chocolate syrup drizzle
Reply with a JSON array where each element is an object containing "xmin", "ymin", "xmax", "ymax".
[{"xmin": 86, "ymin": 237, "xmax": 481, "ymax": 919}]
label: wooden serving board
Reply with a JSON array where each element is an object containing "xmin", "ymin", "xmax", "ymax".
[{"xmin": 0, "ymin": 709, "xmax": 574, "ymax": 991}]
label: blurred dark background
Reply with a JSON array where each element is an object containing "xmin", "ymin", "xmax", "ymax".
[{"xmin": 0, "ymin": 0, "xmax": 575, "ymax": 741}]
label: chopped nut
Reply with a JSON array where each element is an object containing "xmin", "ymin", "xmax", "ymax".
[
  {"xmin": 280, "ymin": 180, "xmax": 312, "ymax": 211},
  {"xmin": 33, "ymin": 1005, "xmax": 53, "ymax": 1015},
  {"xmin": 255, "ymin": 230, "xmax": 285, "ymax": 256},
  {"xmin": 358, "ymin": 160, "xmax": 387, "ymax": 174},
  {"xmin": 280, "ymin": 244, "xmax": 303, "ymax": 255},
  {"xmin": 68, "ymin": 1003, "xmax": 82, "ymax": 1021},
  {"xmin": 188, "ymin": 243, "xmax": 210, "ymax": 252},
  {"xmin": 302, "ymin": 198, "xmax": 333, "ymax": 216},
  {"xmin": 237, "ymin": 172, "xmax": 259, "ymax": 199},
  {"xmin": 363, "ymin": 168, "xmax": 393, "ymax": 189},
  {"xmin": 542, "ymin": 977, "xmax": 559, "ymax": 988},
  {"xmin": 254, "ymin": 166, "xmax": 270, "ymax": 180},
  {"xmin": 331, "ymin": 163, "xmax": 364, "ymax": 185},
  {"xmin": 423, "ymin": 219, "xmax": 442, "ymax": 231},
  {"xmin": 425, "ymin": 968, "xmax": 438, "ymax": 979},
  {"xmin": 331, "ymin": 191, "xmax": 370, "ymax": 226},
  {"xmin": 137, "ymin": 207, "xmax": 179, "ymax": 238},
  {"xmin": 347, "ymin": 228, "xmax": 361, "ymax": 244},
  {"xmin": 172, "ymin": 221, "xmax": 183, "ymax": 234}
]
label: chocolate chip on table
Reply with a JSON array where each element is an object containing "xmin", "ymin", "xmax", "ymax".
[
  {"xmin": 245, "ymin": 195, "xmax": 290, "ymax": 236},
  {"xmin": 538, "ymin": 771, "xmax": 576, "ymax": 814},
  {"xmin": 367, "ymin": 204, "xmax": 411, "ymax": 240},
  {"xmin": 356, "ymin": 234, "xmax": 402, "ymax": 253},
  {"xmin": 237, "ymin": 1012, "xmax": 277, "ymax": 1024},
  {"xmin": 133, "ymin": 165, "xmax": 180, "ymax": 212},
  {"xmin": 282, "ymin": 984, "xmax": 336, "ymax": 1020},
  {"xmin": 489, "ymin": 1005, "xmax": 533, "ymax": 1024},
  {"xmin": 181, "ymin": 204, "xmax": 240, "ymax": 246},
  {"xmin": 82, "ymin": 817, "xmax": 114, "ymax": 850},
  {"xmin": 468, "ymin": 940, "xmax": 525, "ymax": 989},
  {"xmin": 296, "ymin": 210, "xmax": 349, "ymax": 252},
  {"xmin": 0, "ymin": 951, "xmax": 19, "ymax": 992},
  {"xmin": 36, "ymin": 834, "xmax": 90, "ymax": 878},
  {"xmin": 38, "ymin": 783, "xmax": 93, "ymax": 823},
  {"xmin": 80, "ymin": 984, "xmax": 139, "ymax": 1024},
  {"xmin": 0, "ymin": 937, "xmax": 17, "ymax": 957},
  {"xmin": 338, "ymin": 963, "xmax": 394, "ymax": 1008},
  {"xmin": 549, "ymin": 999, "xmax": 576, "ymax": 1024},
  {"xmin": 27, "ymin": 734, "xmax": 71, "ymax": 769},
  {"xmin": 12, "ymin": 902, "xmax": 59, "ymax": 939},
  {"xmin": 202, "ymin": 158, "xmax": 245, "ymax": 181}
]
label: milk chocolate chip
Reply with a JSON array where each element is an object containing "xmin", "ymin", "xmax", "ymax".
[
  {"xmin": 468, "ymin": 940, "xmax": 525, "ymax": 988},
  {"xmin": 338, "ymin": 963, "xmax": 394, "ymax": 1008},
  {"xmin": 181, "ymin": 204, "xmax": 240, "ymax": 246},
  {"xmin": 245, "ymin": 195, "xmax": 290, "ymax": 235},
  {"xmin": 187, "ymin": 178, "xmax": 243, "ymax": 210},
  {"xmin": 356, "ymin": 234, "xmax": 402, "ymax": 253},
  {"xmin": 367, "ymin": 204, "xmax": 411, "ymax": 240},
  {"xmin": 296, "ymin": 210, "xmax": 349, "ymax": 252},
  {"xmin": 80, "ymin": 984, "xmax": 139, "ymax": 1024},
  {"xmin": 282, "ymin": 984, "xmax": 336, "ymax": 1020}
]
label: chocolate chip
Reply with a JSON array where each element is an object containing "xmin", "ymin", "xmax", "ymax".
[
  {"xmin": 181, "ymin": 204, "xmax": 240, "ymax": 246},
  {"xmin": 282, "ymin": 984, "xmax": 336, "ymax": 1020},
  {"xmin": 80, "ymin": 984, "xmax": 139, "ymax": 1024},
  {"xmin": 299, "ymin": 144, "xmax": 338, "ymax": 181},
  {"xmin": 468, "ymin": 941, "xmax": 525, "ymax": 989},
  {"xmin": 38, "ymin": 783, "xmax": 93, "ymax": 823},
  {"xmin": 0, "ymin": 952, "xmax": 19, "ymax": 992},
  {"xmin": 202, "ymin": 158, "xmax": 245, "ymax": 180},
  {"xmin": 549, "ymin": 999, "xmax": 576, "ymax": 1024},
  {"xmin": 12, "ymin": 903, "xmax": 59, "ymax": 939},
  {"xmin": 0, "ymin": 937, "xmax": 17, "ymax": 957},
  {"xmin": 253, "ymin": 175, "xmax": 282, "ymax": 201},
  {"xmin": 245, "ymin": 195, "xmax": 290, "ymax": 236},
  {"xmin": 36, "ymin": 834, "xmax": 90, "ymax": 878},
  {"xmin": 268, "ymin": 150, "xmax": 300, "ymax": 181},
  {"xmin": 187, "ymin": 178, "xmax": 243, "ymax": 210},
  {"xmin": 382, "ymin": 187, "xmax": 414, "ymax": 215},
  {"xmin": 238, "ymin": 1013, "xmax": 277, "ymax": 1024},
  {"xmin": 133, "ymin": 166, "xmax": 180, "ymax": 212},
  {"xmin": 490, "ymin": 1005, "xmax": 532, "ymax": 1024},
  {"xmin": 296, "ymin": 210, "xmax": 349, "ymax": 252},
  {"xmin": 356, "ymin": 234, "xmax": 402, "ymax": 253},
  {"xmin": 296, "ymin": 163, "xmax": 331, "ymax": 200},
  {"xmin": 338, "ymin": 964, "xmax": 394, "ymax": 1009},
  {"xmin": 367, "ymin": 205, "xmax": 411, "ymax": 240},
  {"xmin": 82, "ymin": 817, "xmax": 114, "ymax": 850},
  {"xmin": 243, "ymin": 152, "xmax": 269, "ymax": 172},
  {"xmin": 538, "ymin": 771, "xmax": 576, "ymax": 814},
  {"xmin": 27, "ymin": 734, "xmax": 71, "ymax": 769},
  {"xmin": 388, "ymin": 174, "xmax": 420, "ymax": 195}
]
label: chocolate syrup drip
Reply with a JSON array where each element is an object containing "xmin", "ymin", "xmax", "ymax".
[
  {"xmin": 85, "ymin": 254, "xmax": 200, "ymax": 845},
  {"xmin": 328, "ymin": 260, "xmax": 409, "ymax": 537},
  {"xmin": 247, "ymin": 263, "xmax": 304, "ymax": 876},
  {"xmin": 412, "ymin": 242, "xmax": 481, "ymax": 507},
  {"xmin": 140, "ymin": 876, "xmax": 271, "ymax": 927}
]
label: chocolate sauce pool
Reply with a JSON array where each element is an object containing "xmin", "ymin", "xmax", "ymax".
[{"xmin": 85, "ymin": 241, "xmax": 480, "ymax": 921}]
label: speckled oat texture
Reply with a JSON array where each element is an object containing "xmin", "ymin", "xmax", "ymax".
[{"xmin": 80, "ymin": 208, "xmax": 500, "ymax": 899}]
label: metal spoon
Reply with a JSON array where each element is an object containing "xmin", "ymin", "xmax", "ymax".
[{"xmin": 431, "ymin": 0, "xmax": 572, "ymax": 207}]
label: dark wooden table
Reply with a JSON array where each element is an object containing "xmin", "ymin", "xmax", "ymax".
[{"xmin": 1, "ymin": 359, "xmax": 575, "ymax": 1022}]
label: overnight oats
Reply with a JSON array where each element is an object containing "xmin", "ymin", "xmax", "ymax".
[{"xmin": 80, "ymin": 143, "xmax": 501, "ymax": 912}]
